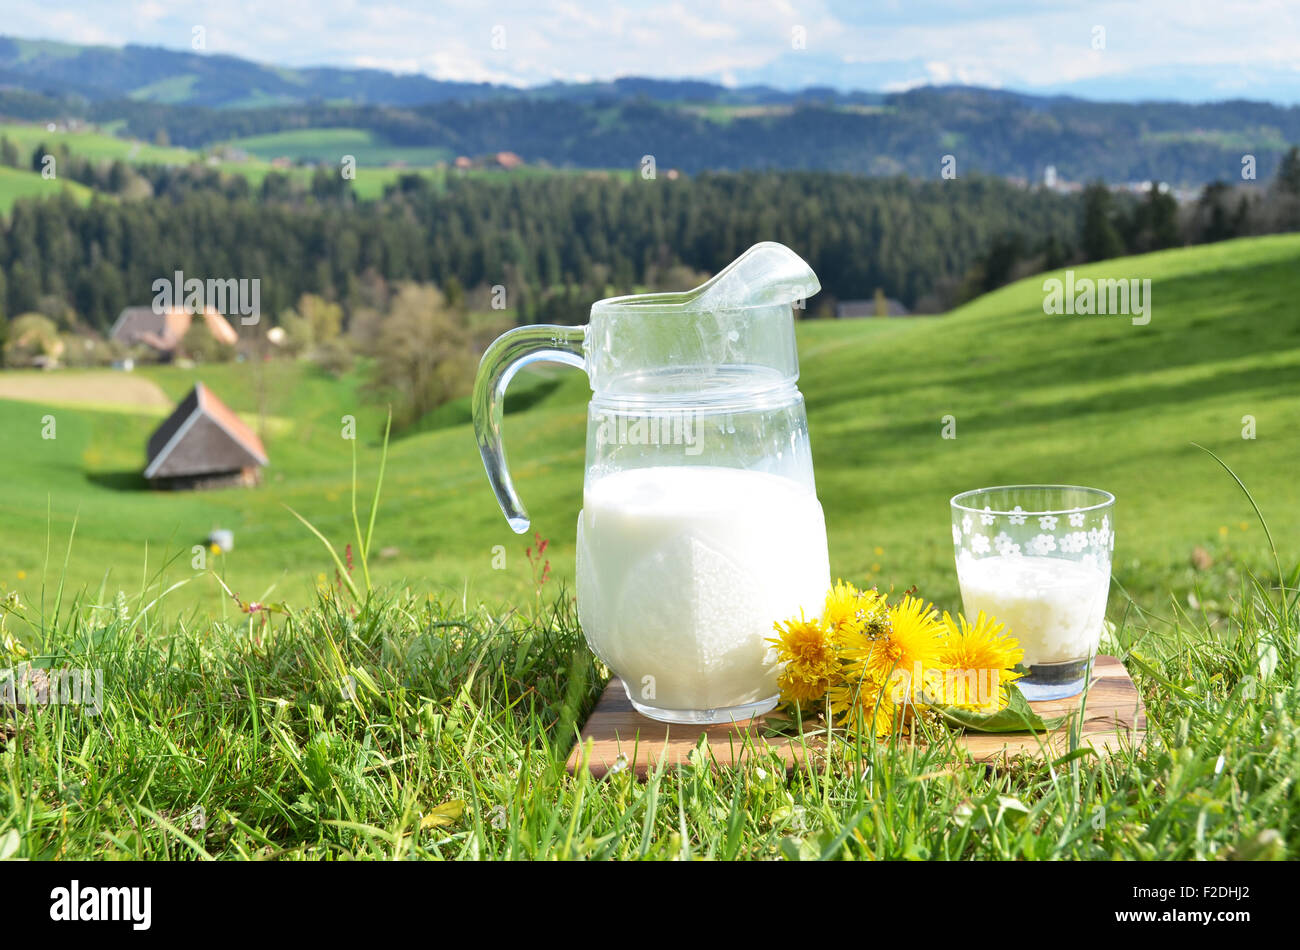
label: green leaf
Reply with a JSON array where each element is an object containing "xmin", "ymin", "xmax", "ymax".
[
  {"xmin": 761, "ymin": 702, "xmax": 809, "ymax": 737},
  {"xmin": 933, "ymin": 684, "xmax": 1066, "ymax": 734},
  {"xmin": 1052, "ymin": 746, "xmax": 1099, "ymax": 767}
]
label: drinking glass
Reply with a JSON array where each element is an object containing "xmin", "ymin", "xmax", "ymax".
[{"xmin": 949, "ymin": 485, "xmax": 1115, "ymax": 700}]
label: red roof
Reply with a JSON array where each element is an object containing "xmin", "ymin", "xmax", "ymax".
[
  {"xmin": 112, "ymin": 307, "xmax": 239, "ymax": 353},
  {"xmin": 195, "ymin": 383, "xmax": 266, "ymax": 460},
  {"xmin": 144, "ymin": 382, "xmax": 268, "ymax": 480}
]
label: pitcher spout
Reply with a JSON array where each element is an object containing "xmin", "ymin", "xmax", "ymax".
[{"xmin": 591, "ymin": 242, "xmax": 820, "ymax": 315}]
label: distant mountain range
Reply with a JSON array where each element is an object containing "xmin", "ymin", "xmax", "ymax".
[
  {"xmin": 0, "ymin": 35, "xmax": 880, "ymax": 109},
  {"xmin": 1, "ymin": 35, "xmax": 1298, "ymax": 187}
]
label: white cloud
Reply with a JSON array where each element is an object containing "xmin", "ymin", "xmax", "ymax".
[{"xmin": 3, "ymin": 0, "xmax": 1298, "ymax": 101}]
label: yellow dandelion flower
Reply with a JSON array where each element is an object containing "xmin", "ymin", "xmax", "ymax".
[
  {"xmin": 16, "ymin": 570, "xmax": 26, "ymax": 581},
  {"xmin": 821, "ymin": 579, "xmax": 885, "ymax": 643},
  {"xmin": 828, "ymin": 673, "xmax": 898, "ymax": 737},
  {"xmin": 768, "ymin": 615, "xmax": 841, "ymax": 704},
  {"xmin": 938, "ymin": 610, "xmax": 1024, "ymax": 711},
  {"xmin": 829, "ymin": 665, "xmax": 934, "ymax": 737},
  {"xmin": 841, "ymin": 593, "xmax": 945, "ymax": 686}
]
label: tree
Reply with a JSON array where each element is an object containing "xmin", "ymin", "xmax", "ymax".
[
  {"xmin": 979, "ymin": 232, "xmax": 1026, "ymax": 292},
  {"xmin": 309, "ymin": 337, "xmax": 354, "ymax": 377},
  {"xmin": 179, "ymin": 318, "xmax": 236, "ymax": 363},
  {"xmin": 311, "ymin": 165, "xmax": 351, "ymax": 203},
  {"xmin": 442, "ymin": 274, "xmax": 465, "ymax": 310},
  {"xmin": 280, "ymin": 293, "xmax": 343, "ymax": 356},
  {"xmin": 6, "ymin": 261, "xmax": 41, "ymax": 317},
  {"xmin": 1268, "ymin": 146, "xmax": 1300, "ymax": 231},
  {"xmin": 1124, "ymin": 183, "xmax": 1180, "ymax": 253},
  {"xmin": 259, "ymin": 171, "xmax": 294, "ymax": 201},
  {"xmin": 107, "ymin": 160, "xmax": 129, "ymax": 193},
  {"xmin": 3, "ymin": 313, "xmax": 62, "ymax": 367},
  {"xmin": 1080, "ymin": 183, "xmax": 1123, "ymax": 262},
  {"xmin": 74, "ymin": 259, "xmax": 126, "ymax": 332},
  {"xmin": 365, "ymin": 284, "xmax": 475, "ymax": 429},
  {"xmin": 61, "ymin": 333, "xmax": 116, "ymax": 368},
  {"xmin": 1275, "ymin": 146, "xmax": 1300, "ymax": 196},
  {"xmin": 1040, "ymin": 233, "xmax": 1071, "ymax": 271},
  {"xmin": 1194, "ymin": 182, "xmax": 1239, "ymax": 244}
]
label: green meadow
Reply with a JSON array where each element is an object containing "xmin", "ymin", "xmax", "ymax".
[
  {"xmin": 0, "ymin": 235, "xmax": 1297, "ymax": 860},
  {"xmin": 2, "ymin": 234, "xmax": 1295, "ymax": 616},
  {"xmin": 0, "ymin": 120, "xmax": 640, "ymax": 205},
  {"xmin": 0, "ymin": 165, "xmax": 95, "ymax": 213},
  {"xmin": 0, "ymin": 121, "xmax": 195, "ymax": 165},
  {"xmin": 223, "ymin": 127, "xmax": 454, "ymax": 167}
]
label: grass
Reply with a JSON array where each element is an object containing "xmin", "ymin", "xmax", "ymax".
[
  {"xmin": 801, "ymin": 233, "xmax": 1300, "ymax": 606},
  {"xmin": 0, "ymin": 119, "xmax": 642, "ymax": 213},
  {"xmin": 0, "ymin": 120, "xmax": 634, "ymax": 209},
  {"xmin": 0, "ymin": 235, "xmax": 1298, "ymax": 859},
  {"xmin": 222, "ymin": 128, "xmax": 453, "ymax": 167},
  {"xmin": 2, "ymin": 235, "xmax": 1299, "ymax": 615},
  {"xmin": 0, "ymin": 165, "xmax": 95, "ymax": 213},
  {"xmin": 0, "ymin": 119, "xmax": 312, "ymax": 202},
  {"xmin": 0, "ymin": 505, "xmax": 1294, "ymax": 859},
  {"xmin": 0, "ymin": 121, "xmax": 195, "ymax": 165},
  {"xmin": 127, "ymin": 75, "xmax": 200, "ymax": 106},
  {"xmin": 1143, "ymin": 128, "xmax": 1293, "ymax": 151}
]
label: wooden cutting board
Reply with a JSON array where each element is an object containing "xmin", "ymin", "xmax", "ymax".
[{"xmin": 566, "ymin": 654, "xmax": 1146, "ymax": 778}]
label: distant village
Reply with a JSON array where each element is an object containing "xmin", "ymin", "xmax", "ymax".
[{"xmin": 1011, "ymin": 163, "xmax": 1202, "ymax": 205}]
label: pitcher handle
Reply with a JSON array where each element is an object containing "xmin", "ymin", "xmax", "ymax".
[{"xmin": 472, "ymin": 324, "xmax": 588, "ymax": 533}]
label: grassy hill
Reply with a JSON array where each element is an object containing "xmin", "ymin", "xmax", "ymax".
[
  {"xmin": 0, "ymin": 119, "xmax": 409, "ymax": 204},
  {"xmin": 223, "ymin": 128, "xmax": 453, "ymax": 167},
  {"xmin": 1, "ymin": 235, "xmax": 1297, "ymax": 618},
  {"xmin": 0, "ymin": 120, "xmax": 627, "ymax": 207},
  {"xmin": 0, "ymin": 119, "xmax": 309, "ymax": 202},
  {"xmin": 2, "ymin": 235, "xmax": 1298, "ymax": 862},
  {"xmin": 0, "ymin": 164, "xmax": 94, "ymax": 212},
  {"xmin": 802, "ymin": 234, "xmax": 1300, "ymax": 601},
  {"xmin": 0, "ymin": 120, "xmax": 194, "ymax": 163}
]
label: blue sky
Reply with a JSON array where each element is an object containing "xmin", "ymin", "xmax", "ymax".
[{"xmin": 9, "ymin": 0, "xmax": 1300, "ymax": 102}]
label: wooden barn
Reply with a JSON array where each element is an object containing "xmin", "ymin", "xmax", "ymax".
[
  {"xmin": 111, "ymin": 306, "xmax": 239, "ymax": 359},
  {"xmin": 145, "ymin": 383, "xmax": 268, "ymax": 490}
]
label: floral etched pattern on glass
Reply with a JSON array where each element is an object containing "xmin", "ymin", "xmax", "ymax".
[{"xmin": 950, "ymin": 485, "xmax": 1116, "ymax": 701}]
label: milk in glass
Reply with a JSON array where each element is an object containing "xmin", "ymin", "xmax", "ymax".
[
  {"xmin": 957, "ymin": 555, "xmax": 1109, "ymax": 666},
  {"xmin": 576, "ymin": 466, "xmax": 830, "ymax": 712}
]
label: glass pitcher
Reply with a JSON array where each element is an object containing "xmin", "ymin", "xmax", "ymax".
[{"xmin": 472, "ymin": 243, "xmax": 831, "ymax": 723}]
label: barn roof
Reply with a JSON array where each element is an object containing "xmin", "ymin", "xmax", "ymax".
[
  {"xmin": 112, "ymin": 307, "xmax": 239, "ymax": 353},
  {"xmin": 144, "ymin": 383, "xmax": 268, "ymax": 480},
  {"xmin": 111, "ymin": 307, "xmax": 185, "ymax": 351}
]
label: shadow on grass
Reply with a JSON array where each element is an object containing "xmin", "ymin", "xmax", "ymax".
[{"xmin": 85, "ymin": 469, "xmax": 150, "ymax": 491}]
